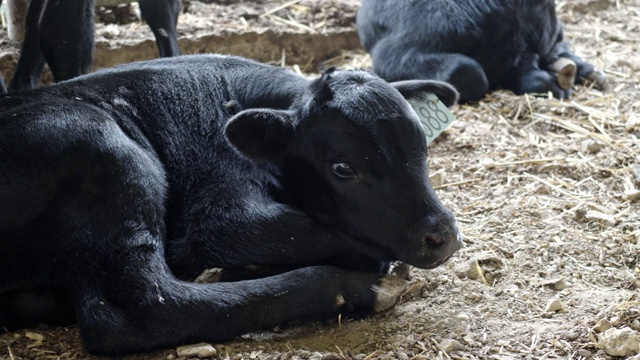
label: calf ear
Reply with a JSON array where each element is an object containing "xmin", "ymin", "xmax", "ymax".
[
  {"xmin": 225, "ymin": 109, "xmax": 295, "ymax": 162},
  {"xmin": 391, "ymin": 80, "xmax": 460, "ymax": 108}
]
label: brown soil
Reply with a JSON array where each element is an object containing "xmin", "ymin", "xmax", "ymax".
[{"xmin": 1, "ymin": 0, "xmax": 639, "ymax": 359}]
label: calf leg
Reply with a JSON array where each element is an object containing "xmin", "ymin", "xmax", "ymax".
[
  {"xmin": 507, "ymin": 52, "xmax": 572, "ymax": 99},
  {"xmin": 6, "ymin": 0, "xmax": 47, "ymax": 93},
  {"xmin": 370, "ymin": 40, "xmax": 489, "ymax": 103},
  {"xmin": 138, "ymin": 0, "xmax": 181, "ymax": 57},
  {"xmin": 166, "ymin": 203, "xmax": 391, "ymax": 280},
  {"xmin": 38, "ymin": 0, "xmax": 94, "ymax": 82},
  {"xmin": 79, "ymin": 258, "xmax": 403, "ymax": 355},
  {"xmin": 548, "ymin": 40, "xmax": 606, "ymax": 88}
]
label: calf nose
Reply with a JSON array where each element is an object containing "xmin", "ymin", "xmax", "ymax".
[
  {"xmin": 422, "ymin": 218, "xmax": 460, "ymax": 247},
  {"xmin": 418, "ymin": 214, "xmax": 462, "ymax": 266}
]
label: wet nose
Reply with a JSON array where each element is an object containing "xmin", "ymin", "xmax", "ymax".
[{"xmin": 421, "ymin": 214, "xmax": 460, "ymax": 249}]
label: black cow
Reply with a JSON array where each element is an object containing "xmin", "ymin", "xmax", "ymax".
[
  {"xmin": 357, "ymin": 0, "xmax": 606, "ymax": 103},
  {"xmin": 0, "ymin": 55, "xmax": 462, "ymax": 355},
  {"xmin": 0, "ymin": 0, "xmax": 181, "ymax": 94}
]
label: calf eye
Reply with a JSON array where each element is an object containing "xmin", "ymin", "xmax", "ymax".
[{"xmin": 332, "ymin": 163, "xmax": 358, "ymax": 180}]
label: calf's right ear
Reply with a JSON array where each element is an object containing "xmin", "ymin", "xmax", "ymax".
[
  {"xmin": 391, "ymin": 80, "xmax": 460, "ymax": 108},
  {"xmin": 225, "ymin": 109, "xmax": 295, "ymax": 162}
]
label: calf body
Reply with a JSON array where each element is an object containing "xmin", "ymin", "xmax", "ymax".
[
  {"xmin": 0, "ymin": 55, "xmax": 461, "ymax": 354},
  {"xmin": 357, "ymin": 0, "xmax": 605, "ymax": 102},
  {"xmin": 0, "ymin": 0, "xmax": 181, "ymax": 94}
]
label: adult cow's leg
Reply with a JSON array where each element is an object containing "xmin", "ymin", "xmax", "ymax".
[
  {"xmin": 6, "ymin": 0, "xmax": 47, "ymax": 93},
  {"xmin": 138, "ymin": 0, "xmax": 181, "ymax": 57},
  {"xmin": 369, "ymin": 40, "xmax": 489, "ymax": 103},
  {"xmin": 38, "ymin": 0, "xmax": 94, "ymax": 82}
]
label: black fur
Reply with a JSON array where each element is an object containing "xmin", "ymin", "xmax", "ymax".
[
  {"xmin": 0, "ymin": 55, "xmax": 461, "ymax": 355},
  {"xmin": 0, "ymin": 0, "xmax": 181, "ymax": 94},
  {"xmin": 357, "ymin": 0, "xmax": 601, "ymax": 102}
]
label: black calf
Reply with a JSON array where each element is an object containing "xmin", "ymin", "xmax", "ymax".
[
  {"xmin": 357, "ymin": 0, "xmax": 606, "ymax": 102},
  {"xmin": 0, "ymin": 0, "xmax": 181, "ymax": 94},
  {"xmin": 0, "ymin": 55, "xmax": 462, "ymax": 355}
]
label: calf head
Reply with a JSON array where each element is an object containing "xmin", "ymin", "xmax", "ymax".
[{"xmin": 225, "ymin": 69, "xmax": 462, "ymax": 269}]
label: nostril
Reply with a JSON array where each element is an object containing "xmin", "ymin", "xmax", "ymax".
[{"xmin": 422, "ymin": 234, "xmax": 444, "ymax": 246}]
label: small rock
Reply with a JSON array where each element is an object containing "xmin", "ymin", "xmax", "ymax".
[
  {"xmin": 554, "ymin": 280, "xmax": 569, "ymax": 291},
  {"xmin": 455, "ymin": 253, "xmax": 503, "ymax": 282},
  {"xmin": 457, "ymin": 313, "xmax": 471, "ymax": 321},
  {"xmin": 429, "ymin": 170, "xmax": 446, "ymax": 187},
  {"xmin": 176, "ymin": 343, "xmax": 217, "ymax": 358},
  {"xmin": 624, "ymin": 189, "xmax": 640, "ymax": 203},
  {"xmin": 439, "ymin": 338, "xmax": 464, "ymax": 352},
  {"xmin": 581, "ymin": 139, "xmax": 602, "ymax": 154},
  {"xmin": 594, "ymin": 319, "xmax": 613, "ymax": 333},
  {"xmin": 25, "ymin": 331, "xmax": 44, "ymax": 342},
  {"xmin": 632, "ymin": 164, "xmax": 640, "ymax": 187},
  {"xmin": 455, "ymin": 259, "xmax": 483, "ymax": 280},
  {"xmin": 598, "ymin": 327, "xmax": 640, "ymax": 357},
  {"xmin": 545, "ymin": 299, "xmax": 563, "ymax": 312},
  {"xmin": 480, "ymin": 158, "xmax": 496, "ymax": 169},
  {"xmin": 574, "ymin": 207, "xmax": 587, "ymax": 222},
  {"xmin": 539, "ymin": 277, "xmax": 569, "ymax": 290},
  {"xmin": 575, "ymin": 349, "xmax": 593, "ymax": 358},
  {"xmin": 532, "ymin": 183, "xmax": 551, "ymax": 195},
  {"xmin": 585, "ymin": 210, "xmax": 616, "ymax": 227},
  {"xmin": 167, "ymin": 355, "xmax": 176, "ymax": 360}
]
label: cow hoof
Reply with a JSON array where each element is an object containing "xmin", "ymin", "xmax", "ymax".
[
  {"xmin": 586, "ymin": 69, "xmax": 607, "ymax": 89},
  {"xmin": 551, "ymin": 58, "xmax": 577, "ymax": 90},
  {"xmin": 372, "ymin": 275, "xmax": 409, "ymax": 312}
]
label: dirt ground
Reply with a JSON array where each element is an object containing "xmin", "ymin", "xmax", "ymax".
[{"xmin": 1, "ymin": 0, "xmax": 639, "ymax": 359}]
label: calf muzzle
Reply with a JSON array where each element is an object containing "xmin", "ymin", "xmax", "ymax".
[{"xmin": 407, "ymin": 214, "xmax": 462, "ymax": 269}]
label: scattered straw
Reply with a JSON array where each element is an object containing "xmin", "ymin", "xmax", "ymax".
[{"xmin": 260, "ymin": 0, "xmax": 303, "ymax": 17}]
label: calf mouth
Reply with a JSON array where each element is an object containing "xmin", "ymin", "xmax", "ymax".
[
  {"xmin": 422, "ymin": 252, "xmax": 456, "ymax": 269},
  {"xmin": 406, "ymin": 231, "xmax": 462, "ymax": 269}
]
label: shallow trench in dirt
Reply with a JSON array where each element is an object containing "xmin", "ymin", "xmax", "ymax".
[
  {"xmin": 0, "ymin": 0, "xmax": 639, "ymax": 359},
  {"xmin": 0, "ymin": 0, "xmax": 361, "ymax": 84}
]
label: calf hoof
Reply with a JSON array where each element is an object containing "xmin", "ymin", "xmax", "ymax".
[
  {"xmin": 586, "ymin": 69, "xmax": 607, "ymax": 89},
  {"xmin": 551, "ymin": 58, "xmax": 577, "ymax": 90},
  {"xmin": 372, "ymin": 275, "xmax": 409, "ymax": 312},
  {"xmin": 390, "ymin": 262, "xmax": 412, "ymax": 280}
]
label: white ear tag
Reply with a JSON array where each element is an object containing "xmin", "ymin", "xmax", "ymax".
[{"xmin": 406, "ymin": 93, "xmax": 456, "ymax": 144}]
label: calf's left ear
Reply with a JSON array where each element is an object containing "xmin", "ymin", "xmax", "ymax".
[
  {"xmin": 225, "ymin": 109, "xmax": 294, "ymax": 162},
  {"xmin": 391, "ymin": 80, "xmax": 459, "ymax": 108}
]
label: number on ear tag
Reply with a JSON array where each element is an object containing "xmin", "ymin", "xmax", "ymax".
[{"xmin": 406, "ymin": 93, "xmax": 456, "ymax": 144}]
